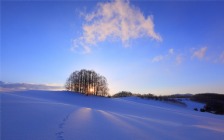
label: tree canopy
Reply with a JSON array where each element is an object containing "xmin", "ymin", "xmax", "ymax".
[
  {"xmin": 113, "ymin": 91, "xmax": 133, "ymax": 98},
  {"xmin": 65, "ymin": 69, "xmax": 109, "ymax": 96}
]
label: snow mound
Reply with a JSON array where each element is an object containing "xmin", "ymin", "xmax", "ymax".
[{"xmin": 1, "ymin": 90, "xmax": 224, "ymax": 140}]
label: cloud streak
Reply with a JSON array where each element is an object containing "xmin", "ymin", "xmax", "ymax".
[
  {"xmin": 169, "ymin": 48, "xmax": 174, "ymax": 55},
  {"xmin": 176, "ymin": 54, "xmax": 183, "ymax": 65},
  {"xmin": 72, "ymin": 0, "xmax": 162, "ymax": 53},
  {"xmin": 192, "ymin": 47, "xmax": 208, "ymax": 60},
  {"xmin": 220, "ymin": 51, "xmax": 224, "ymax": 63},
  {"xmin": 152, "ymin": 55, "xmax": 163, "ymax": 63},
  {"xmin": 0, "ymin": 81, "xmax": 64, "ymax": 92},
  {"xmin": 152, "ymin": 48, "xmax": 178, "ymax": 63}
]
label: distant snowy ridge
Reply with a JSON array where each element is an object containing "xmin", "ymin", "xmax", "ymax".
[{"xmin": 0, "ymin": 81, "xmax": 64, "ymax": 91}]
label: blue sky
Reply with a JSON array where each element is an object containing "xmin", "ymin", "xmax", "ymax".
[{"xmin": 1, "ymin": 0, "xmax": 224, "ymax": 95}]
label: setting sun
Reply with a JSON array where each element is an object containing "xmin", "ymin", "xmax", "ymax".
[{"xmin": 89, "ymin": 88, "xmax": 94, "ymax": 93}]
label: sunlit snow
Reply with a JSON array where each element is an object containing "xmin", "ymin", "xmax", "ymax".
[{"xmin": 1, "ymin": 90, "xmax": 224, "ymax": 140}]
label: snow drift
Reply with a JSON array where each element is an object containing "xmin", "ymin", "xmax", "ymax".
[{"xmin": 1, "ymin": 90, "xmax": 224, "ymax": 140}]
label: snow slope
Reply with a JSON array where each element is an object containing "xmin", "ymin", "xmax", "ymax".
[{"xmin": 1, "ymin": 90, "xmax": 224, "ymax": 140}]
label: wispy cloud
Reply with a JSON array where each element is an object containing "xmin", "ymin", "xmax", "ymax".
[
  {"xmin": 192, "ymin": 47, "xmax": 208, "ymax": 60},
  {"xmin": 176, "ymin": 54, "xmax": 183, "ymax": 65},
  {"xmin": 169, "ymin": 48, "xmax": 174, "ymax": 55},
  {"xmin": 152, "ymin": 48, "xmax": 175, "ymax": 63},
  {"xmin": 0, "ymin": 81, "xmax": 64, "ymax": 92},
  {"xmin": 152, "ymin": 55, "xmax": 163, "ymax": 63},
  {"xmin": 220, "ymin": 51, "xmax": 224, "ymax": 63},
  {"xmin": 72, "ymin": 0, "xmax": 162, "ymax": 53}
]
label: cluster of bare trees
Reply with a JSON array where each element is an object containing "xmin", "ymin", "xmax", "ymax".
[{"xmin": 65, "ymin": 69, "xmax": 109, "ymax": 96}]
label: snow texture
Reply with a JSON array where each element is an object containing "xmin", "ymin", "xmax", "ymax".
[{"xmin": 1, "ymin": 90, "xmax": 224, "ymax": 140}]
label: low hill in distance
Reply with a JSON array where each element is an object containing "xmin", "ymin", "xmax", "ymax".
[{"xmin": 113, "ymin": 91, "xmax": 224, "ymax": 115}]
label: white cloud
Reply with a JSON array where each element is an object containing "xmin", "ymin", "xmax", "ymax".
[
  {"xmin": 72, "ymin": 38, "xmax": 91, "ymax": 54},
  {"xmin": 192, "ymin": 47, "xmax": 208, "ymax": 60},
  {"xmin": 72, "ymin": 0, "xmax": 162, "ymax": 53},
  {"xmin": 152, "ymin": 48, "xmax": 175, "ymax": 63},
  {"xmin": 169, "ymin": 48, "xmax": 174, "ymax": 55},
  {"xmin": 152, "ymin": 55, "xmax": 163, "ymax": 62}
]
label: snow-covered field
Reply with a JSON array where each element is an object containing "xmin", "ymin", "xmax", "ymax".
[{"xmin": 1, "ymin": 90, "xmax": 224, "ymax": 140}]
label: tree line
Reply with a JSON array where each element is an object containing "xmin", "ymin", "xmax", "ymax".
[
  {"xmin": 65, "ymin": 69, "xmax": 109, "ymax": 96},
  {"xmin": 190, "ymin": 93, "xmax": 224, "ymax": 114},
  {"xmin": 113, "ymin": 91, "xmax": 224, "ymax": 115}
]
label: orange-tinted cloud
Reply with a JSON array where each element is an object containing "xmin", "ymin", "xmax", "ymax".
[
  {"xmin": 72, "ymin": 0, "xmax": 162, "ymax": 53},
  {"xmin": 192, "ymin": 47, "xmax": 208, "ymax": 60}
]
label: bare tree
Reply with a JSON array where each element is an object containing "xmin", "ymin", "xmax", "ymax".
[{"xmin": 65, "ymin": 69, "xmax": 109, "ymax": 96}]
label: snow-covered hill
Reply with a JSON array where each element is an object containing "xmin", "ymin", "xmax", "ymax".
[{"xmin": 1, "ymin": 90, "xmax": 224, "ymax": 140}]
